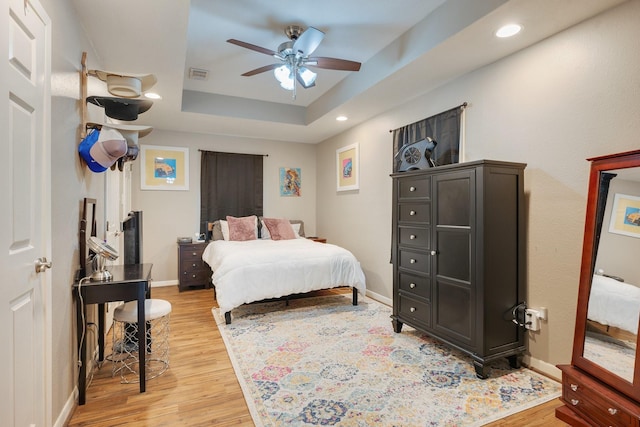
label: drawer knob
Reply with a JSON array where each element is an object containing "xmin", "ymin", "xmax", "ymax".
[
  {"xmin": 192, "ymin": 263, "xmax": 197, "ymax": 267},
  {"xmin": 409, "ymin": 283, "xmax": 416, "ymax": 289},
  {"xmin": 430, "ymin": 250, "xmax": 437, "ymax": 256},
  {"xmin": 409, "ymin": 186, "xmax": 416, "ymax": 192},
  {"xmin": 410, "ymin": 234, "xmax": 416, "ymax": 240},
  {"xmin": 570, "ymin": 384, "xmax": 578, "ymax": 391},
  {"xmin": 192, "ymin": 274, "xmax": 197, "ymax": 278},
  {"xmin": 409, "ymin": 210, "xmax": 416, "ymax": 216},
  {"xmin": 570, "ymin": 399, "xmax": 579, "ymax": 406},
  {"xmin": 608, "ymin": 408, "xmax": 618, "ymax": 415},
  {"xmin": 410, "ymin": 307, "xmax": 416, "ymax": 313},
  {"xmin": 192, "ymin": 252, "xmax": 197, "ymax": 256},
  {"xmin": 410, "ymin": 259, "xmax": 417, "ymax": 264}
]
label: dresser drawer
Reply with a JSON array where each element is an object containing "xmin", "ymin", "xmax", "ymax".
[
  {"xmin": 398, "ymin": 272, "xmax": 430, "ymax": 300},
  {"xmin": 399, "ymin": 203, "xmax": 430, "ymax": 223},
  {"xmin": 563, "ymin": 370, "xmax": 637, "ymax": 427},
  {"xmin": 398, "ymin": 295, "xmax": 431, "ymax": 327},
  {"xmin": 399, "ymin": 225, "xmax": 430, "ymax": 248},
  {"xmin": 399, "ymin": 249, "xmax": 430, "ymax": 274},
  {"xmin": 398, "ymin": 176, "xmax": 430, "ymax": 200}
]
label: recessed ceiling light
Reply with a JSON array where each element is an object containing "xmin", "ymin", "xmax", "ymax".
[
  {"xmin": 336, "ymin": 116, "xmax": 348, "ymax": 121},
  {"xmin": 496, "ymin": 24, "xmax": 522, "ymax": 38},
  {"xmin": 144, "ymin": 92, "xmax": 162, "ymax": 100}
]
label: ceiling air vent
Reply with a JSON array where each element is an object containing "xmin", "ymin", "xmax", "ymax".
[{"xmin": 188, "ymin": 67, "xmax": 209, "ymax": 80}]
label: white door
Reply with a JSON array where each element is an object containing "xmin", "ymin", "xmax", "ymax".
[{"xmin": 0, "ymin": 0, "xmax": 51, "ymax": 426}]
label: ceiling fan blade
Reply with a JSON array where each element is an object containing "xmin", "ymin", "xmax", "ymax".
[
  {"xmin": 292, "ymin": 27, "xmax": 324, "ymax": 56},
  {"xmin": 241, "ymin": 63, "xmax": 281, "ymax": 77},
  {"xmin": 308, "ymin": 57, "xmax": 361, "ymax": 72},
  {"xmin": 227, "ymin": 39, "xmax": 277, "ymax": 56}
]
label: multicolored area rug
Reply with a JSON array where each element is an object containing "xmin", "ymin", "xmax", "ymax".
[{"xmin": 212, "ymin": 294, "xmax": 560, "ymax": 426}]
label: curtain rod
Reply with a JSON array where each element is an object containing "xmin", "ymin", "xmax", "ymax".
[
  {"xmin": 198, "ymin": 149, "xmax": 268, "ymax": 157},
  {"xmin": 388, "ymin": 102, "xmax": 467, "ymax": 133}
]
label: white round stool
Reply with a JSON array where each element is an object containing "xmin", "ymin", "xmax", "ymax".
[{"xmin": 111, "ymin": 299, "xmax": 171, "ymax": 383}]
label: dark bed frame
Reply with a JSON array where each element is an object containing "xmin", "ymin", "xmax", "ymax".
[{"xmin": 223, "ymin": 286, "xmax": 359, "ymax": 324}]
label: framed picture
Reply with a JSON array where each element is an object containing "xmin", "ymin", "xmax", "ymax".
[
  {"xmin": 279, "ymin": 167, "xmax": 301, "ymax": 197},
  {"xmin": 608, "ymin": 193, "xmax": 640, "ymax": 238},
  {"xmin": 336, "ymin": 143, "xmax": 359, "ymax": 192},
  {"xmin": 140, "ymin": 145, "xmax": 189, "ymax": 191}
]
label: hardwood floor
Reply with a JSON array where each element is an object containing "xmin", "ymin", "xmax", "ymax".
[{"xmin": 67, "ymin": 286, "xmax": 567, "ymax": 426}]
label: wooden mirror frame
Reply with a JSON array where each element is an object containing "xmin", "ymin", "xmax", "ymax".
[{"xmin": 571, "ymin": 149, "xmax": 640, "ymax": 402}]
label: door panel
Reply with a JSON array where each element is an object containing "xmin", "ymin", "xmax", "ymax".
[{"xmin": 1, "ymin": 0, "xmax": 50, "ymax": 425}]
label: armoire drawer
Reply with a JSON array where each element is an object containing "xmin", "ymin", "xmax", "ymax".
[
  {"xmin": 398, "ymin": 295, "xmax": 431, "ymax": 327},
  {"xmin": 398, "ymin": 272, "xmax": 430, "ymax": 300},
  {"xmin": 399, "ymin": 249, "xmax": 430, "ymax": 274},
  {"xmin": 398, "ymin": 176, "xmax": 431, "ymax": 200},
  {"xmin": 399, "ymin": 225, "xmax": 430, "ymax": 248},
  {"xmin": 399, "ymin": 203, "xmax": 430, "ymax": 223}
]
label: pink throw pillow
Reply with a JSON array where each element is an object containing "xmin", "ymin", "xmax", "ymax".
[
  {"xmin": 226, "ymin": 215, "xmax": 257, "ymax": 241},
  {"xmin": 263, "ymin": 218, "xmax": 296, "ymax": 240}
]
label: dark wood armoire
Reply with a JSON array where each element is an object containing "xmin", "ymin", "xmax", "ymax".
[{"xmin": 391, "ymin": 160, "xmax": 527, "ymax": 378}]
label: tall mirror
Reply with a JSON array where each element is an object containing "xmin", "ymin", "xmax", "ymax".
[{"xmin": 573, "ymin": 149, "xmax": 640, "ymax": 401}]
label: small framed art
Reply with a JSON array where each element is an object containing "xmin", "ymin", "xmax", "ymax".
[
  {"xmin": 336, "ymin": 143, "xmax": 359, "ymax": 192},
  {"xmin": 608, "ymin": 193, "xmax": 640, "ymax": 238},
  {"xmin": 280, "ymin": 167, "xmax": 301, "ymax": 197},
  {"xmin": 140, "ymin": 145, "xmax": 189, "ymax": 191}
]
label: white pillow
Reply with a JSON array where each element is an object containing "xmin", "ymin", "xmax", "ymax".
[
  {"xmin": 220, "ymin": 220, "xmax": 229, "ymax": 241},
  {"xmin": 261, "ymin": 220, "xmax": 301, "ymax": 239}
]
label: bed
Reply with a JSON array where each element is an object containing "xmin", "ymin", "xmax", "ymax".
[
  {"xmin": 587, "ymin": 274, "xmax": 640, "ymax": 335},
  {"xmin": 202, "ymin": 217, "xmax": 366, "ymax": 323}
]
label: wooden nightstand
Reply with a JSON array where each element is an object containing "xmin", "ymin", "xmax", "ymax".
[
  {"xmin": 307, "ymin": 237, "xmax": 327, "ymax": 243},
  {"xmin": 177, "ymin": 241, "xmax": 212, "ymax": 292}
]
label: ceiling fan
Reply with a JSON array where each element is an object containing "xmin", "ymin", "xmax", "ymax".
[{"xmin": 227, "ymin": 25, "xmax": 361, "ymax": 98}]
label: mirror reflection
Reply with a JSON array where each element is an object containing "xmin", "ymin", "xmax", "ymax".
[{"xmin": 584, "ymin": 167, "xmax": 640, "ymax": 382}]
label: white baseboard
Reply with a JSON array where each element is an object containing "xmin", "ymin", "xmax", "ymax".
[
  {"xmin": 365, "ymin": 289, "xmax": 392, "ymax": 307},
  {"xmin": 55, "ymin": 388, "xmax": 77, "ymax": 427},
  {"xmin": 151, "ymin": 280, "xmax": 178, "ymax": 288},
  {"xmin": 523, "ymin": 356, "xmax": 561, "ymax": 382}
]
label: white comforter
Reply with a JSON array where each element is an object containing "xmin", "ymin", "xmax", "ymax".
[
  {"xmin": 202, "ymin": 239, "xmax": 366, "ymax": 314},
  {"xmin": 588, "ymin": 274, "xmax": 640, "ymax": 335}
]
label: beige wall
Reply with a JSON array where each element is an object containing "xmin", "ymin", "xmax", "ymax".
[
  {"xmin": 131, "ymin": 130, "xmax": 317, "ymax": 283},
  {"xmin": 316, "ymin": 0, "xmax": 640, "ymax": 378},
  {"xmin": 41, "ymin": 0, "xmax": 107, "ymax": 423}
]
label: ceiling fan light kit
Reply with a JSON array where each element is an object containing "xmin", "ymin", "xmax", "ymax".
[{"xmin": 227, "ymin": 25, "xmax": 361, "ymax": 99}]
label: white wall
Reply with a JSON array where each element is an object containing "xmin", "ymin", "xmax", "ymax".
[
  {"xmin": 131, "ymin": 130, "xmax": 317, "ymax": 282},
  {"xmin": 40, "ymin": 0, "xmax": 107, "ymax": 424},
  {"xmin": 316, "ymin": 0, "xmax": 640, "ymax": 377}
]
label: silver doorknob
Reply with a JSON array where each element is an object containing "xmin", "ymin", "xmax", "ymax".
[
  {"xmin": 430, "ymin": 250, "xmax": 437, "ymax": 256},
  {"xmin": 34, "ymin": 257, "xmax": 52, "ymax": 273}
]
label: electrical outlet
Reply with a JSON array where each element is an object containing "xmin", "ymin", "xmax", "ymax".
[{"xmin": 525, "ymin": 309, "xmax": 540, "ymax": 331}]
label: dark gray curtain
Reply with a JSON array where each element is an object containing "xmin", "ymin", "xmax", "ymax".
[
  {"xmin": 199, "ymin": 151, "xmax": 264, "ymax": 235},
  {"xmin": 392, "ymin": 105, "xmax": 464, "ymax": 172}
]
